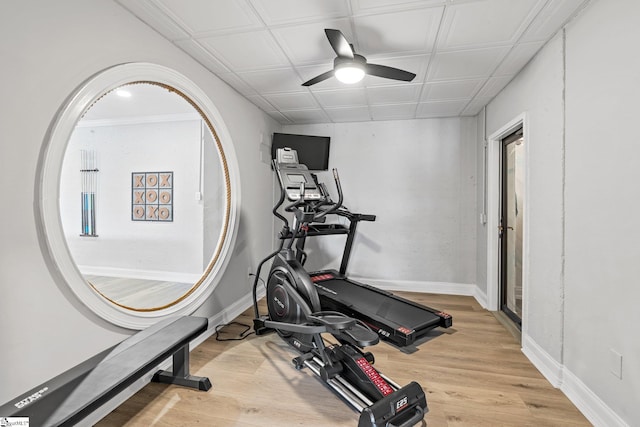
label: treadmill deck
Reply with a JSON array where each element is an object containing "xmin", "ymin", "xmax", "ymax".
[{"xmin": 311, "ymin": 271, "xmax": 451, "ymax": 347}]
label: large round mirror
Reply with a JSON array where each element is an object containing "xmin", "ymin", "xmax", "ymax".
[{"xmin": 38, "ymin": 64, "xmax": 239, "ymax": 329}]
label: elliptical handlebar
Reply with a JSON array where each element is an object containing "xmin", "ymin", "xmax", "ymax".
[
  {"xmin": 272, "ymin": 159, "xmax": 290, "ymax": 229},
  {"xmin": 314, "ymin": 168, "xmax": 343, "ymax": 221},
  {"xmin": 284, "ymin": 182, "xmax": 308, "ymax": 213},
  {"xmin": 280, "ymin": 168, "xmax": 344, "ymax": 224}
]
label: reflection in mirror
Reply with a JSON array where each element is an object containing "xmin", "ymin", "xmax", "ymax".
[{"xmin": 59, "ymin": 83, "xmax": 227, "ymax": 311}]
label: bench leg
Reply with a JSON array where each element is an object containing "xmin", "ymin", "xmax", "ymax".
[{"xmin": 152, "ymin": 345, "xmax": 212, "ymax": 391}]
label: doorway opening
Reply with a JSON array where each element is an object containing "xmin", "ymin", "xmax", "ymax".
[
  {"xmin": 500, "ymin": 126, "xmax": 524, "ymax": 329},
  {"xmin": 486, "ymin": 113, "xmax": 527, "ymax": 342}
]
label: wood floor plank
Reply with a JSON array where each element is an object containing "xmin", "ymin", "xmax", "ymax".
[{"xmin": 96, "ymin": 293, "xmax": 591, "ymax": 426}]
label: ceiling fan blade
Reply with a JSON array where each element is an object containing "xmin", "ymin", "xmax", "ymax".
[
  {"xmin": 325, "ymin": 29, "xmax": 354, "ymax": 59},
  {"xmin": 302, "ymin": 70, "xmax": 335, "ymax": 86},
  {"xmin": 366, "ymin": 63, "xmax": 416, "ymax": 82}
]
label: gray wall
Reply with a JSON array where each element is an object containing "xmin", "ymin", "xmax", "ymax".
[
  {"xmin": 487, "ymin": 31, "xmax": 566, "ymax": 361},
  {"xmin": 283, "ymin": 117, "xmax": 477, "ymax": 291},
  {"xmin": 564, "ymin": 0, "xmax": 639, "ymax": 423},
  {"xmin": 0, "ymin": 0, "xmax": 279, "ymax": 403},
  {"xmin": 481, "ymin": 0, "xmax": 639, "ymax": 424}
]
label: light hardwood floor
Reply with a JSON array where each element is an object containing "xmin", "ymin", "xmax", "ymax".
[{"xmin": 96, "ymin": 293, "xmax": 590, "ymax": 426}]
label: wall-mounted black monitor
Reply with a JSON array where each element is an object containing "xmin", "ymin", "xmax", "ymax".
[{"xmin": 271, "ymin": 132, "xmax": 331, "ymax": 171}]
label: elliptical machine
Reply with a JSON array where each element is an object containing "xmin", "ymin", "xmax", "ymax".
[{"xmin": 252, "ymin": 148, "xmax": 427, "ymax": 427}]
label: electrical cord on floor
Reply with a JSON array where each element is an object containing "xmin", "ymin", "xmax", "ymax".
[
  {"xmin": 214, "ymin": 272, "xmax": 268, "ymax": 341},
  {"xmin": 215, "ymin": 321, "xmax": 255, "ymax": 341}
]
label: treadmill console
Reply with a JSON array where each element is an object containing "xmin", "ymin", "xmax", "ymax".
[{"xmin": 275, "ymin": 148, "xmax": 322, "ymax": 201}]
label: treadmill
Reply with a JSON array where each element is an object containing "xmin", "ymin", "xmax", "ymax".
[
  {"xmin": 311, "ymin": 270, "xmax": 451, "ymax": 348},
  {"xmin": 275, "ymin": 148, "xmax": 452, "ymax": 349}
]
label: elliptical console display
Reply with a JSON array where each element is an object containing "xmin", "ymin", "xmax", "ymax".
[{"xmin": 276, "ymin": 147, "xmax": 322, "ymax": 201}]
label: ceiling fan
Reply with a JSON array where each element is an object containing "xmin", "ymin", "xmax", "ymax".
[{"xmin": 302, "ymin": 29, "xmax": 416, "ymax": 87}]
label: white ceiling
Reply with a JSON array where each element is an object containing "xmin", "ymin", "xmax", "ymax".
[
  {"xmin": 81, "ymin": 83, "xmax": 196, "ymax": 122},
  {"xmin": 115, "ymin": 0, "xmax": 590, "ymax": 124}
]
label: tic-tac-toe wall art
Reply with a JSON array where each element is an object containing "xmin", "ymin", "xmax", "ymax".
[{"xmin": 132, "ymin": 172, "xmax": 173, "ymax": 222}]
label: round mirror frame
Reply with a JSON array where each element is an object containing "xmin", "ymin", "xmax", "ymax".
[{"xmin": 37, "ymin": 63, "xmax": 241, "ymax": 329}]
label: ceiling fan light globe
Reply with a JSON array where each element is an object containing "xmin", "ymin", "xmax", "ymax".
[{"xmin": 335, "ymin": 65, "xmax": 365, "ymax": 84}]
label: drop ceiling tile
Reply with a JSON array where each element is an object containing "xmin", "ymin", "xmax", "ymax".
[
  {"xmin": 461, "ymin": 96, "xmax": 492, "ymax": 116},
  {"xmin": 352, "ymin": 0, "xmax": 447, "ymax": 15},
  {"xmin": 280, "ymin": 109, "xmax": 330, "ymax": 124},
  {"xmin": 264, "ymin": 110, "xmax": 292, "ymax": 124},
  {"xmin": 263, "ymin": 92, "xmax": 320, "ymax": 110},
  {"xmin": 155, "ymin": 0, "xmax": 262, "ymax": 35},
  {"xmin": 117, "ymin": 0, "xmax": 189, "ymax": 41},
  {"xmin": 438, "ymin": 0, "xmax": 543, "ymax": 50},
  {"xmin": 216, "ymin": 73, "xmax": 258, "ymax": 96},
  {"xmin": 422, "ymin": 79, "xmax": 484, "ymax": 101},
  {"xmin": 367, "ymin": 83, "xmax": 423, "ymax": 105},
  {"xmin": 493, "ymin": 41, "xmax": 544, "ymax": 76},
  {"xmin": 370, "ymin": 103, "xmax": 417, "ymax": 120},
  {"xmin": 237, "ymin": 68, "xmax": 305, "ymax": 93},
  {"xmin": 520, "ymin": 0, "xmax": 588, "ymax": 43},
  {"xmin": 363, "ymin": 54, "xmax": 430, "ymax": 85},
  {"xmin": 314, "ymin": 88, "xmax": 368, "ymax": 108},
  {"xmin": 249, "ymin": 0, "xmax": 350, "ymax": 25},
  {"xmin": 199, "ymin": 30, "xmax": 290, "ymax": 71},
  {"xmin": 354, "ymin": 7, "xmax": 443, "ymax": 55},
  {"xmin": 476, "ymin": 75, "xmax": 513, "ymax": 98},
  {"xmin": 117, "ymin": 0, "xmax": 586, "ymax": 125},
  {"xmin": 324, "ymin": 106, "xmax": 372, "ymax": 123},
  {"xmin": 428, "ymin": 46, "xmax": 510, "ymax": 81},
  {"xmin": 246, "ymin": 94, "xmax": 278, "ymax": 112},
  {"xmin": 174, "ymin": 39, "xmax": 230, "ymax": 74},
  {"xmin": 416, "ymin": 100, "xmax": 468, "ymax": 118},
  {"xmin": 270, "ymin": 18, "xmax": 353, "ymax": 65}
]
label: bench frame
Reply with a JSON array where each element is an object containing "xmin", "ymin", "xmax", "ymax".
[
  {"xmin": 153, "ymin": 343, "xmax": 211, "ymax": 390},
  {"xmin": 0, "ymin": 316, "xmax": 211, "ymax": 427}
]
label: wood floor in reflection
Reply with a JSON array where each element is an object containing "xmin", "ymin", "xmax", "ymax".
[
  {"xmin": 96, "ymin": 293, "xmax": 590, "ymax": 427},
  {"xmin": 86, "ymin": 275, "xmax": 192, "ymax": 309}
]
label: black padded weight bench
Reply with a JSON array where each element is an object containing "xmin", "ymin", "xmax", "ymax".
[{"xmin": 0, "ymin": 316, "xmax": 211, "ymax": 426}]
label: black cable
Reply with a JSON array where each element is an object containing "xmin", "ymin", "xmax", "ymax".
[
  {"xmin": 215, "ymin": 322, "xmax": 255, "ymax": 341},
  {"xmin": 249, "ymin": 273, "xmax": 266, "ymax": 290}
]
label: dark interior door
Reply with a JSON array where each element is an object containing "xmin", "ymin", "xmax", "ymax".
[{"xmin": 500, "ymin": 127, "xmax": 524, "ymax": 328}]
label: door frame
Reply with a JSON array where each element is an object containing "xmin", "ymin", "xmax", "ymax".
[{"xmin": 486, "ymin": 113, "xmax": 529, "ymax": 334}]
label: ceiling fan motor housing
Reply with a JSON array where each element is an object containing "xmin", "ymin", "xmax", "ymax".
[
  {"xmin": 334, "ymin": 54, "xmax": 367, "ymax": 68},
  {"xmin": 334, "ymin": 54, "xmax": 367, "ymax": 83}
]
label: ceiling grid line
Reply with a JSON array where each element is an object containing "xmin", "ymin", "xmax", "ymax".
[
  {"xmin": 347, "ymin": 0, "xmax": 375, "ymax": 122},
  {"xmin": 115, "ymin": 0, "xmax": 591, "ymax": 124},
  {"xmin": 411, "ymin": 2, "xmax": 448, "ymax": 120},
  {"xmin": 243, "ymin": 0, "xmax": 341, "ymax": 124},
  {"xmin": 459, "ymin": 0, "xmax": 551, "ymax": 115}
]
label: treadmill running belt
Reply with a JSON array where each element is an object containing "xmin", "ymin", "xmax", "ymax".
[
  {"xmin": 376, "ymin": 300, "xmax": 392, "ymax": 318},
  {"xmin": 318, "ymin": 278, "xmax": 441, "ymax": 331}
]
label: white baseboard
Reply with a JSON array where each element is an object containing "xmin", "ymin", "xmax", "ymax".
[
  {"xmin": 521, "ymin": 333, "xmax": 564, "ymax": 387},
  {"xmin": 521, "ymin": 334, "xmax": 629, "ymax": 427},
  {"xmin": 473, "ymin": 286, "xmax": 488, "ymax": 309},
  {"xmin": 562, "ymin": 368, "xmax": 629, "ymax": 427},
  {"xmin": 351, "ymin": 276, "xmax": 477, "ymax": 296}
]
